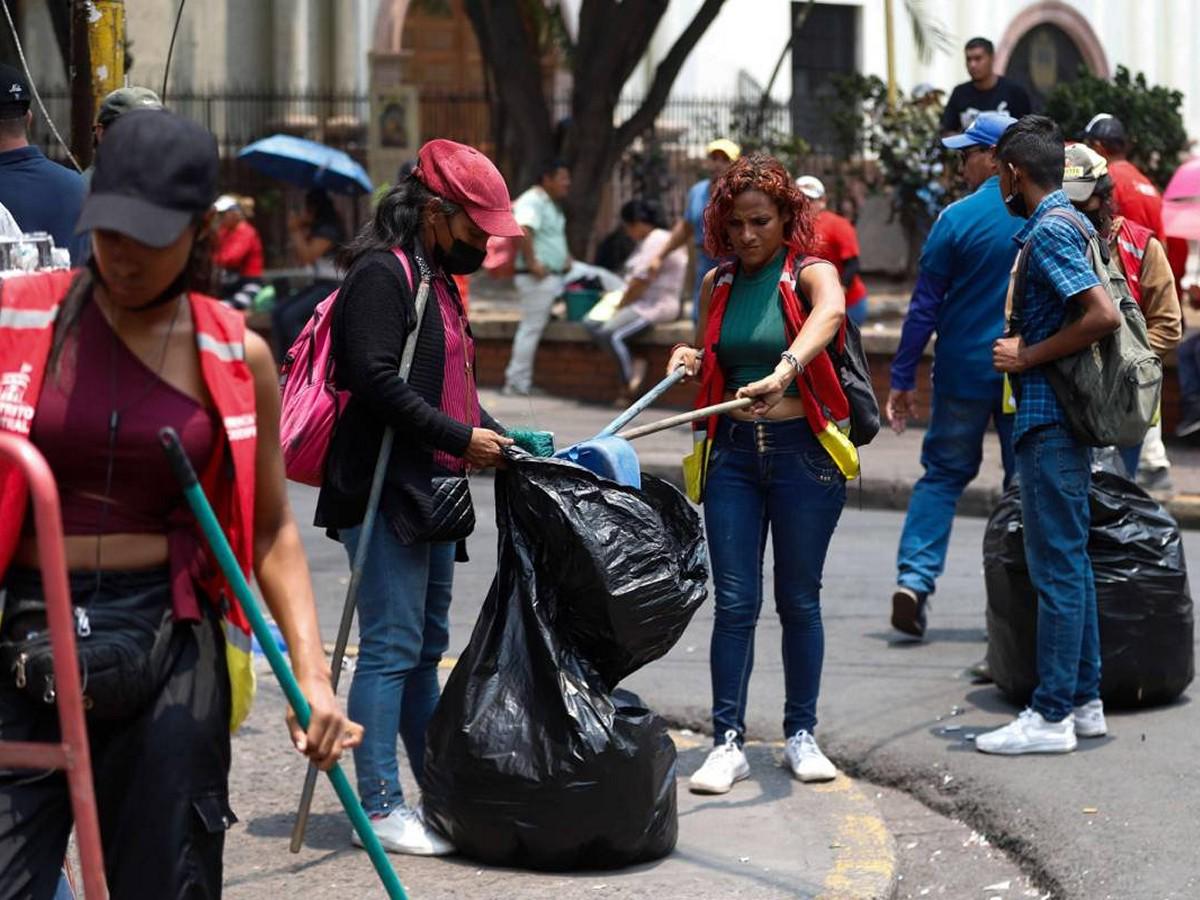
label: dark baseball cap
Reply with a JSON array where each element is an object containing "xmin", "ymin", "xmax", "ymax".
[
  {"xmin": 0, "ymin": 63, "xmax": 31, "ymax": 116},
  {"xmin": 1084, "ymin": 113, "xmax": 1126, "ymax": 144},
  {"xmin": 96, "ymin": 86, "xmax": 163, "ymax": 127},
  {"xmin": 76, "ymin": 109, "xmax": 219, "ymax": 248}
]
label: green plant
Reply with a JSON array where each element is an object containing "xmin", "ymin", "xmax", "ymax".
[
  {"xmin": 826, "ymin": 73, "xmax": 959, "ymax": 270},
  {"xmin": 1044, "ymin": 65, "xmax": 1188, "ymax": 188}
]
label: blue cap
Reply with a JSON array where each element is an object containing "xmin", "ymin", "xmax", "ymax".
[{"xmin": 942, "ymin": 112, "xmax": 1018, "ymax": 150}]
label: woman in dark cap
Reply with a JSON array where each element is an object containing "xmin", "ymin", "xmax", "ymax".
[
  {"xmin": 317, "ymin": 138, "xmax": 522, "ymax": 856},
  {"xmin": 0, "ymin": 109, "xmax": 360, "ymax": 899}
]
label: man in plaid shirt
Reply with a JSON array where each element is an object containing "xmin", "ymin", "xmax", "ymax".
[{"xmin": 979, "ymin": 116, "xmax": 1122, "ymax": 756}]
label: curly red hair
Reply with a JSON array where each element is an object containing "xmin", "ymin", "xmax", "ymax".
[{"xmin": 702, "ymin": 154, "xmax": 816, "ymax": 260}]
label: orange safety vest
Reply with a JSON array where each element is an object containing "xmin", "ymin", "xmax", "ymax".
[{"xmin": 0, "ymin": 270, "xmax": 259, "ymax": 730}]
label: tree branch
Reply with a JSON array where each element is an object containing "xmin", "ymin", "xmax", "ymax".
[{"xmin": 613, "ymin": 0, "xmax": 728, "ymax": 151}]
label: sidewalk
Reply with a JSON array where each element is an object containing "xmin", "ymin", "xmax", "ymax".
[
  {"xmin": 222, "ymin": 662, "xmax": 897, "ymax": 900},
  {"xmin": 482, "ymin": 388, "xmax": 1200, "ymax": 527}
]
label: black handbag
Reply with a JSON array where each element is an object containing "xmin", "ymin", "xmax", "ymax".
[
  {"xmin": 420, "ymin": 475, "xmax": 476, "ymax": 543},
  {"xmin": 0, "ymin": 599, "xmax": 176, "ymax": 720}
]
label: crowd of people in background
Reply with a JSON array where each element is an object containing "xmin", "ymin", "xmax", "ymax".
[{"xmin": 0, "ymin": 27, "xmax": 1197, "ymax": 894}]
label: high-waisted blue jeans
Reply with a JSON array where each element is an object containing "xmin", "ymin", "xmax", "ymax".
[
  {"xmin": 703, "ymin": 416, "xmax": 846, "ymax": 743},
  {"xmin": 341, "ymin": 516, "xmax": 455, "ymax": 815}
]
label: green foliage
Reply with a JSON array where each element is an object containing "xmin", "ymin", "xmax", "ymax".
[
  {"xmin": 827, "ymin": 73, "xmax": 958, "ymax": 230},
  {"xmin": 1043, "ymin": 65, "xmax": 1188, "ymax": 188},
  {"xmin": 728, "ymin": 97, "xmax": 812, "ymax": 178}
]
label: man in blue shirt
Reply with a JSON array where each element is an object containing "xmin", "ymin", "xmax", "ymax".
[
  {"xmin": 977, "ymin": 116, "xmax": 1121, "ymax": 756},
  {"xmin": 0, "ymin": 64, "xmax": 86, "ymax": 263},
  {"xmin": 888, "ymin": 113, "xmax": 1021, "ymax": 641},
  {"xmin": 646, "ymin": 138, "xmax": 740, "ymax": 323}
]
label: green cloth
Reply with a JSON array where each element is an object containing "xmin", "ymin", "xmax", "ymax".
[
  {"xmin": 719, "ymin": 249, "xmax": 798, "ymax": 396},
  {"xmin": 513, "ymin": 185, "xmax": 569, "ymax": 273}
]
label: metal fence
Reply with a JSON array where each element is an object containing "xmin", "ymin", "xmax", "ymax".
[{"xmin": 28, "ymin": 88, "xmax": 807, "ymax": 258}]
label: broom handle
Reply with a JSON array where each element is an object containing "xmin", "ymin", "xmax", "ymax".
[
  {"xmin": 616, "ymin": 397, "xmax": 752, "ymax": 441},
  {"xmin": 158, "ymin": 429, "xmax": 408, "ymax": 900},
  {"xmin": 597, "ymin": 365, "xmax": 688, "ymax": 436}
]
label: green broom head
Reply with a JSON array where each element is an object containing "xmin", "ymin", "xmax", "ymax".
[{"xmin": 508, "ymin": 428, "xmax": 556, "ymax": 457}]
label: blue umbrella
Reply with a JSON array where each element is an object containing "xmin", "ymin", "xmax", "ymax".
[{"xmin": 237, "ymin": 134, "xmax": 373, "ymax": 195}]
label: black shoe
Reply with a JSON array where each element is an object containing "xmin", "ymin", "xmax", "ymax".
[{"xmin": 891, "ymin": 587, "xmax": 928, "ymax": 638}]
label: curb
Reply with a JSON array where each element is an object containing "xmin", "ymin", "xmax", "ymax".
[
  {"xmin": 813, "ymin": 774, "xmax": 899, "ymax": 900},
  {"xmin": 637, "ymin": 461, "xmax": 1200, "ymax": 529}
]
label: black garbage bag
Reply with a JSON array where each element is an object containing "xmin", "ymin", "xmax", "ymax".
[
  {"xmin": 422, "ymin": 456, "xmax": 707, "ymax": 870},
  {"xmin": 985, "ymin": 470, "xmax": 1194, "ymax": 708}
]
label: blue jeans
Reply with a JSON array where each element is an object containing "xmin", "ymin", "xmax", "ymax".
[
  {"xmin": 1118, "ymin": 443, "xmax": 1142, "ymax": 479},
  {"xmin": 897, "ymin": 391, "xmax": 1014, "ymax": 595},
  {"xmin": 1017, "ymin": 424, "xmax": 1101, "ymax": 721},
  {"xmin": 703, "ymin": 417, "xmax": 846, "ymax": 742},
  {"xmin": 341, "ymin": 516, "xmax": 455, "ymax": 815}
]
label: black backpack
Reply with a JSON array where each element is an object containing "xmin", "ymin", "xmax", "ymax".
[{"xmin": 795, "ymin": 260, "xmax": 880, "ymax": 447}]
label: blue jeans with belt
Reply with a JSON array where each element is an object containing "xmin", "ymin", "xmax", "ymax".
[
  {"xmin": 1017, "ymin": 424, "xmax": 1101, "ymax": 721},
  {"xmin": 897, "ymin": 391, "xmax": 1014, "ymax": 596},
  {"xmin": 341, "ymin": 516, "xmax": 455, "ymax": 815},
  {"xmin": 703, "ymin": 417, "xmax": 846, "ymax": 743}
]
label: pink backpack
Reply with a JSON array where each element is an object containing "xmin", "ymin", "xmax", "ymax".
[{"xmin": 279, "ymin": 248, "xmax": 414, "ymax": 485}]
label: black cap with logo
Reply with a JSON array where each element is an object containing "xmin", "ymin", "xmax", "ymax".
[
  {"xmin": 0, "ymin": 63, "xmax": 31, "ymax": 118},
  {"xmin": 76, "ymin": 108, "xmax": 219, "ymax": 248}
]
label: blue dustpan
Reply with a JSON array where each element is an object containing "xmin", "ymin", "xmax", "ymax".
[{"xmin": 554, "ymin": 434, "xmax": 642, "ymax": 488}]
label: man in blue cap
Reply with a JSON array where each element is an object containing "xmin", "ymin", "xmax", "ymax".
[{"xmin": 887, "ymin": 112, "xmax": 1024, "ymax": 644}]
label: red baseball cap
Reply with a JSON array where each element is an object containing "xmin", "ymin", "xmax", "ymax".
[{"xmin": 413, "ymin": 139, "xmax": 523, "ymax": 238}]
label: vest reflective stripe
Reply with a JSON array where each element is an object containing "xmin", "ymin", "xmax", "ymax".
[
  {"xmin": 198, "ymin": 332, "xmax": 246, "ymax": 362},
  {"xmin": 1117, "ymin": 236, "xmax": 1146, "ymax": 260},
  {"xmin": 0, "ymin": 307, "xmax": 59, "ymax": 329}
]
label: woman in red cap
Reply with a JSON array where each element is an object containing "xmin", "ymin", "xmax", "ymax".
[
  {"xmin": 0, "ymin": 109, "xmax": 361, "ymax": 898},
  {"xmin": 316, "ymin": 139, "xmax": 522, "ymax": 856}
]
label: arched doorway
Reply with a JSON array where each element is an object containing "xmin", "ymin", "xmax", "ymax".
[{"xmin": 996, "ymin": 2, "xmax": 1109, "ymax": 109}]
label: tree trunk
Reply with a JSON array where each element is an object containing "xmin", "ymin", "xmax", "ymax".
[{"xmin": 465, "ymin": 0, "xmax": 727, "ymax": 256}]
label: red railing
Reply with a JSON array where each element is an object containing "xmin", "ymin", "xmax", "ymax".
[{"xmin": 0, "ymin": 434, "xmax": 107, "ymax": 899}]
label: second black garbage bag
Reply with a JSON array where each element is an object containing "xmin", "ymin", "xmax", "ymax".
[
  {"xmin": 985, "ymin": 470, "xmax": 1194, "ymax": 709},
  {"xmin": 422, "ymin": 456, "xmax": 708, "ymax": 870}
]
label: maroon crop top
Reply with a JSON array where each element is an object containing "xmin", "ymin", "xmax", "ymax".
[
  {"xmin": 28, "ymin": 300, "xmax": 221, "ymax": 622},
  {"xmin": 31, "ymin": 300, "xmax": 218, "ymax": 537}
]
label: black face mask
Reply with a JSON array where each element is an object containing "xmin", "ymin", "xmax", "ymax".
[
  {"xmin": 1083, "ymin": 207, "xmax": 1107, "ymax": 235},
  {"xmin": 1002, "ymin": 167, "xmax": 1029, "ymax": 218},
  {"xmin": 436, "ymin": 238, "xmax": 487, "ymax": 275}
]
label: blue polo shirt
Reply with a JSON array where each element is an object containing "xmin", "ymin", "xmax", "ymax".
[
  {"xmin": 892, "ymin": 177, "xmax": 1024, "ymax": 399},
  {"xmin": 684, "ymin": 178, "xmax": 718, "ymax": 305},
  {"xmin": 0, "ymin": 145, "xmax": 87, "ymax": 263}
]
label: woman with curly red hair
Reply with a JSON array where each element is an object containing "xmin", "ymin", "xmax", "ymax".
[{"xmin": 666, "ymin": 154, "xmax": 849, "ymax": 794}]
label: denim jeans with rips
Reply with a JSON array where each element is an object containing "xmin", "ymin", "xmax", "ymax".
[{"xmin": 1016, "ymin": 424, "xmax": 1101, "ymax": 722}]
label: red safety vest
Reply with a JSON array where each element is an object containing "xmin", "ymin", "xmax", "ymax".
[
  {"xmin": 696, "ymin": 251, "xmax": 851, "ymax": 442},
  {"xmin": 0, "ymin": 270, "xmax": 259, "ymax": 729},
  {"xmin": 1112, "ymin": 216, "xmax": 1154, "ymax": 308}
]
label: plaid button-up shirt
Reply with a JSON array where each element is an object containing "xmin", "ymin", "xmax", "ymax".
[{"xmin": 1010, "ymin": 191, "xmax": 1101, "ymax": 444}]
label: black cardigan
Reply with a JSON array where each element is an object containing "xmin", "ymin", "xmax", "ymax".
[{"xmin": 314, "ymin": 247, "xmax": 502, "ymax": 543}]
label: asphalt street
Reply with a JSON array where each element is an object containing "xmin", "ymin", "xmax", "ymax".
[{"xmin": 289, "ymin": 478, "xmax": 1200, "ymax": 900}]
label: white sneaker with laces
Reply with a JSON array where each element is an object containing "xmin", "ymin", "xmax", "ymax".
[
  {"xmin": 689, "ymin": 729, "xmax": 750, "ymax": 794},
  {"xmin": 351, "ymin": 804, "xmax": 455, "ymax": 856},
  {"xmin": 784, "ymin": 730, "xmax": 837, "ymax": 783},
  {"xmin": 975, "ymin": 708, "xmax": 1077, "ymax": 755},
  {"xmin": 1072, "ymin": 699, "xmax": 1107, "ymax": 738}
]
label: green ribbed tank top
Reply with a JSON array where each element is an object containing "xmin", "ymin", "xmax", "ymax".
[{"xmin": 718, "ymin": 250, "xmax": 797, "ymax": 395}]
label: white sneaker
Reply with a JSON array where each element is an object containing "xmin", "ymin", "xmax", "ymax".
[
  {"xmin": 689, "ymin": 729, "xmax": 750, "ymax": 794},
  {"xmin": 784, "ymin": 730, "xmax": 837, "ymax": 783},
  {"xmin": 975, "ymin": 708, "xmax": 1077, "ymax": 755},
  {"xmin": 1073, "ymin": 699, "xmax": 1108, "ymax": 738},
  {"xmin": 351, "ymin": 804, "xmax": 455, "ymax": 856}
]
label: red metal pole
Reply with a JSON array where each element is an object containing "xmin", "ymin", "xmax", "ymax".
[{"xmin": 0, "ymin": 434, "xmax": 108, "ymax": 899}]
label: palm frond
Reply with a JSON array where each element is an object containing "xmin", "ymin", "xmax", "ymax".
[{"xmin": 903, "ymin": 0, "xmax": 953, "ymax": 63}]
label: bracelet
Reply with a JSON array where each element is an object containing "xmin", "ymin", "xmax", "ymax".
[{"xmin": 780, "ymin": 351, "xmax": 805, "ymax": 376}]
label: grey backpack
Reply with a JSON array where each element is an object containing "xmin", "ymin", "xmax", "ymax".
[{"xmin": 1012, "ymin": 208, "xmax": 1161, "ymax": 448}]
